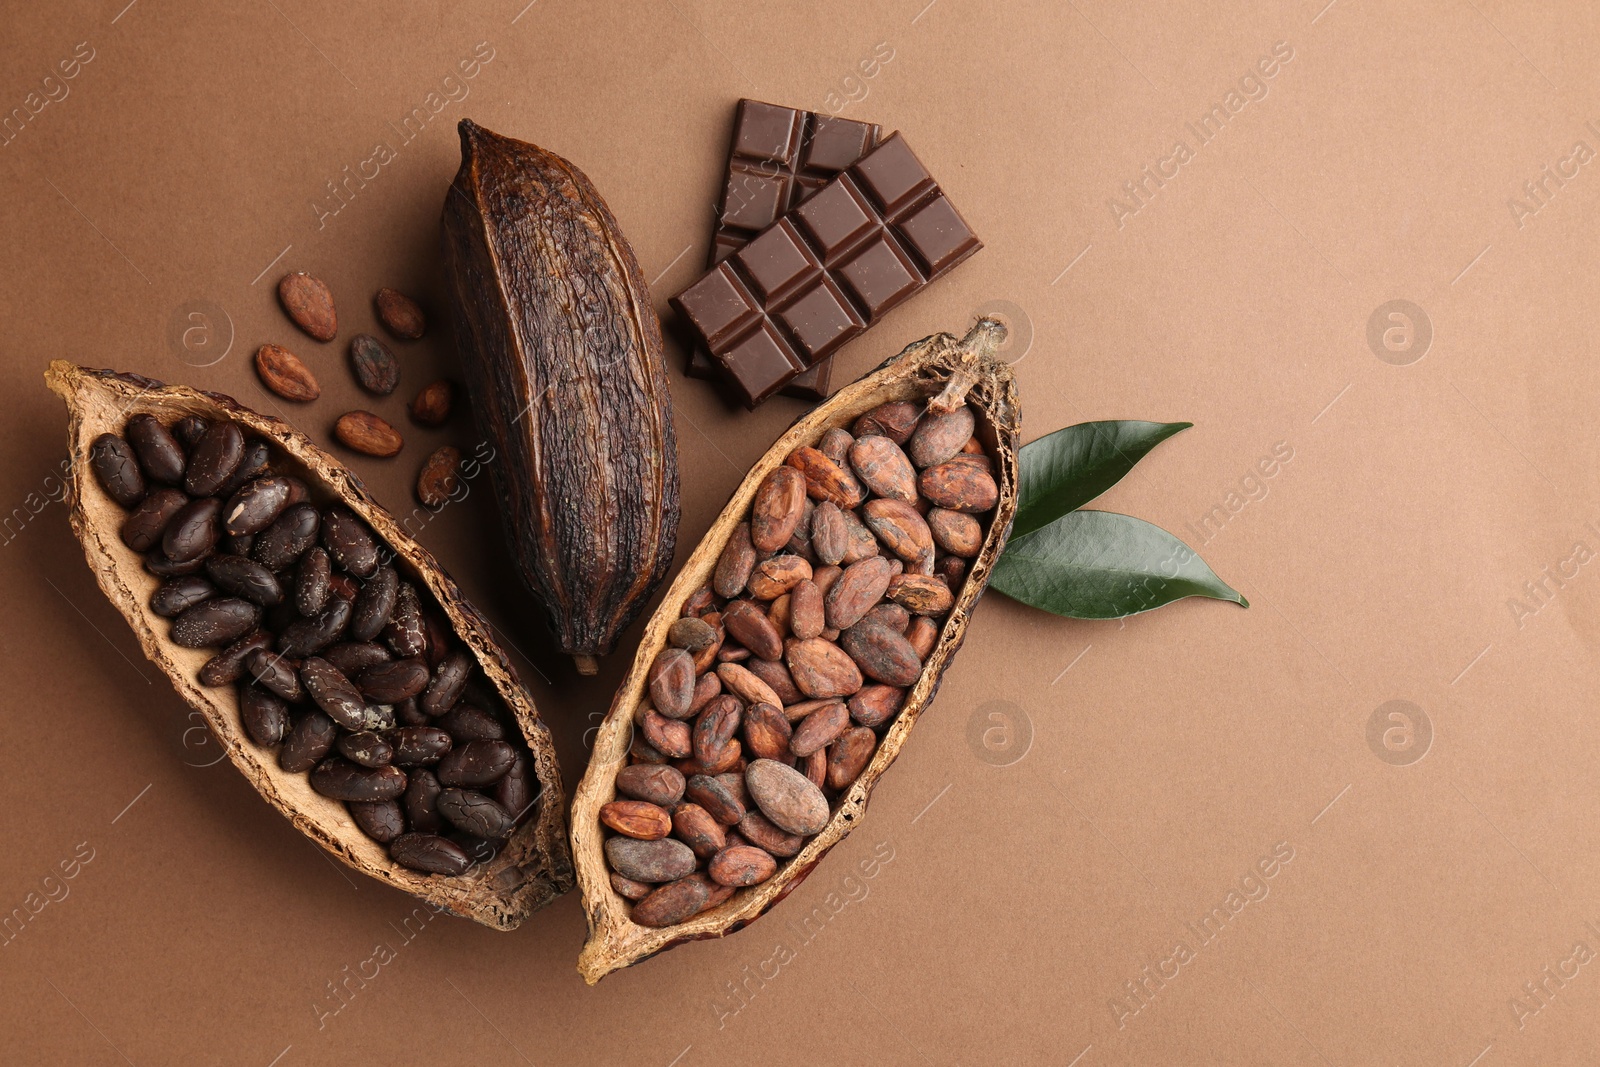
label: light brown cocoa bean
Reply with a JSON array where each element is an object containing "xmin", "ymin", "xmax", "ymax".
[
  {"xmin": 928, "ymin": 508, "xmax": 983, "ymax": 557},
  {"xmin": 863, "ymin": 498, "xmax": 934, "ymax": 564},
  {"xmin": 919, "ymin": 461, "xmax": 999, "ymax": 512},
  {"xmin": 782, "ymin": 697, "xmax": 838, "ymax": 723},
  {"xmin": 600, "ymin": 800, "xmax": 671, "ymax": 840},
  {"xmin": 803, "ymin": 748, "xmax": 826, "ymax": 789},
  {"xmin": 789, "ymin": 701, "xmax": 849, "ymax": 757},
  {"xmin": 709, "ymin": 845, "xmax": 777, "ymax": 887},
  {"xmin": 837, "ymin": 507, "xmax": 880, "ymax": 563},
  {"xmin": 840, "ymin": 619, "xmax": 922, "ymax": 687},
  {"xmin": 747, "ymin": 555, "xmax": 811, "ymax": 600},
  {"xmin": 668, "ymin": 616, "xmax": 717, "ymax": 652},
  {"xmin": 687, "ymin": 671, "xmax": 722, "ymax": 716},
  {"xmin": 853, "ymin": 400, "xmax": 920, "ymax": 444},
  {"xmin": 675, "ymin": 738, "xmax": 742, "ymax": 777},
  {"xmin": 865, "ymin": 602, "xmax": 911, "ymax": 633},
  {"xmin": 416, "ymin": 446, "xmax": 461, "ymax": 508},
  {"xmin": 826, "ymin": 727, "xmax": 877, "ymax": 789},
  {"xmin": 631, "ymin": 875, "xmax": 710, "ymax": 926},
  {"xmin": 907, "ymin": 404, "xmax": 975, "ymax": 468},
  {"xmin": 616, "ymin": 763, "xmax": 686, "ymax": 807},
  {"xmin": 648, "ymin": 647, "xmax": 696, "ymax": 719},
  {"xmin": 640, "ymin": 708, "xmax": 692, "ymax": 758},
  {"xmin": 848, "ymin": 684, "xmax": 905, "ymax": 728},
  {"xmin": 785, "ymin": 637, "xmax": 864, "ymax": 699},
  {"xmin": 722, "ymin": 599, "xmax": 783, "ymax": 660},
  {"xmin": 334, "ymin": 411, "xmax": 403, "ymax": 458},
  {"xmin": 737, "ymin": 811, "xmax": 805, "ymax": 857},
  {"xmin": 745, "ymin": 658, "xmax": 801, "ymax": 706},
  {"xmin": 611, "ymin": 871, "xmax": 652, "ymax": 901},
  {"xmin": 254, "ymin": 344, "xmax": 321, "ymax": 402},
  {"xmin": 887, "ymin": 573, "xmax": 955, "ymax": 616},
  {"xmin": 713, "ymin": 522, "xmax": 757, "ymax": 597},
  {"xmin": 717, "ymin": 662, "xmax": 782, "ymax": 709},
  {"xmin": 375, "ymin": 287, "xmax": 427, "ymax": 340},
  {"xmin": 936, "ymin": 555, "xmax": 967, "ymax": 586},
  {"xmin": 767, "ymin": 593, "xmax": 792, "ymax": 638},
  {"xmin": 849, "ymin": 435, "xmax": 918, "ymax": 501},
  {"xmin": 278, "ymin": 271, "xmax": 338, "ymax": 342},
  {"xmin": 605, "ymin": 836, "xmax": 696, "ymax": 883},
  {"xmin": 686, "ymin": 773, "xmax": 745, "ymax": 825},
  {"xmin": 691, "ymin": 612, "xmax": 725, "ymax": 673},
  {"xmin": 692, "ymin": 695, "xmax": 742, "ymax": 765},
  {"xmin": 811, "ymin": 564, "xmax": 842, "ymax": 598},
  {"xmin": 682, "ymin": 584, "xmax": 715, "ymax": 617},
  {"xmin": 671, "ymin": 802, "xmax": 727, "ymax": 859},
  {"xmin": 818, "ymin": 427, "xmax": 854, "ymax": 463},
  {"xmin": 810, "ymin": 500, "xmax": 847, "ymax": 565},
  {"xmin": 789, "ymin": 579, "xmax": 824, "ymax": 640},
  {"xmin": 825, "ymin": 556, "xmax": 894, "ymax": 630},
  {"xmin": 408, "ymin": 379, "xmax": 453, "ymax": 426},
  {"xmin": 906, "ymin": 616, "xmax": 939, "ymax": 660},
  {"xmin": 750, "ymin": 466, "xmax": 807, "ymax": 554},
  {"xmin": 786, "ymin": 446, "xmax": 865, "ymax": 508},
  {"xmin": 743, "ymin": 702, "xmax": 793, "ymax": 761},
  {"xmin": 745, "ymin": 759, "xmax": 829, "ymax": 836}
]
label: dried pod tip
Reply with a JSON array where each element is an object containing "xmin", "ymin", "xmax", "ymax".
[
  {"xmin": 929, "ymin": 317, "xmax": 1008, "ymax": 415},
  {"xmin": 573, "ymin": 654, "xmax": 600, "ymax": 676}
]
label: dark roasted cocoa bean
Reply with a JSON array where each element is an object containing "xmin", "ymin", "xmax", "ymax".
[
  {"xmin": 790, "ymin": 700, "xmax": 849, "ymax": 758},
  {"xmin": 348, "ymin": 333, "xmax": 400, "ymax": 396},
  {"xmin": 434, "ymin": 704, "xmax": 506, "ymax": 741},
  {"xmin": 604, "ymin": 836, "xmax": 696, "ymax": 883},
  {"xmin": 320, "ymin": 506, "xmax": 378, "ymax": 577},
  {"xmin": 616, "ymin": 764, "xmax": 686, "ymax": 807},
  {"xmin": 420, "ymin": 649, "xmax": 472, "ymax": 715},
  {"xmin": 277, "ymin": 596, "xmax": 352, "ymax": 657},
  {"xmin": 349, "ymin": 799, "xmax": 405, "ymax": 843},
  {"xmin": 300, "ymin": 656, "xmax": 389, "ymax": 731},
  {"xmin": 221, "ymin": 477, "xmax": 290, "ymax": 538},
  {"xmin": 671, "ymin": 802, "xmax": 726, "ymax": 859},
  {"xmin": 494, "ymin": 753, "xmax": 537, "ymax": 823},
  {"xmin": 89, "ymin": 433, "xmax": 146, "ymax": 507},
  {"xmin": 151, "ymin": 575, "xmax": 215, "ymax": 618},
  {"xmin": 206, "ymin": 554, "xmax": 284, "ymax": 606},
  {"xmin": 162, "ymin": 497, "xmax": 221, "ymax": 564},
  {"xmin": 310, "ymin": 759, "xmax": 407, "ymax": 801},
  {"xmin": 631, "ymin": 875, "xmax": 710, "ymax": 926},
  {"xmin": 648, "ymin": 647, "xmax": 696, "ymax": 719},
  {"xmin": 403, "ymin": 769, "xmax": 445, "ymax": 833},
  {"xmin": 279, "ymin": 710, "xmax": 338, "ymax": 773},
  {"xmin": 198, "ymin": 630, "xmax": 273, "ymax": 687},
  {"xmin": 218, "ymin": 438, "xmax": 272, "ymax": 500},
  {"xmin": 387, "ymin": 726, "xmax": 452, "ymax": 765},
  {"xmin": 436, "ymin": 739, "xmax": 515, "ymax": 788},
  {"xmin": 390, "ymin": 832, "xmax": 471, "ymax": 875},
  {"xmin": 183, "ymin": 421, "xmax": 244, "ymax": 498},
  {"xmin": 294, "ymin": 546, "xmax": 332, "ymax": 617},
  {"xmin": 239, "ymin": 684, "xmax": 289, "ymax": 747},
  {"xmin": 745, "ymin": 758, "xmax": 829, "ymax": 835},
  {"xmin": 383, "ymin": 582, "xmax": 426, "ymax": 658},
  {"xmin": 171, "ymin": 416, "xmax": 208, "ymax": 451},
  {"xmin": 247, "ymin": 648, "xmax": 304, "ymax": 701},
  {"xmin": 125, "ymin": 414, "xmax": 186, "ymax": 485},
  {"xmin": 713, "ymin": 522, "xmax": 757, "ymax": 598},
  {"xmin": 709, "ymin": 844, "xmax": 777, "ymax": 887},
  {"xmin": 321, "ymin": 640, "xmax": 390, "ymax": 676},
  {"xmin": 171, "ymin": 597, "xmax": 261, "ymax": 648},
  {"xmin": 253, "ymin": 503, "xmax": 320, "ymax": 571},
  {"xmin": 338, "ymin": 731, "xmax": 394, "ymax": 768},
  {"xmin": 840, "ymin": 618, "xmax": 923, "ymax": 687},
  {"xmin": 439, "ymin": 788, "xmax": 515, "ymax": 839},
  {"xmin": 356, "ymin": 656, "xmax": 429, "ymax": 703},
  {"xmin": 120, "ymin": 488, "xmax": 188, "ymax": 552},
  {"xmin": 394, "ymin": 697, "xmax": 429, "ymax": 726},
  {"xmin": 350, "ymin": 565, "xmax": 399, "ymax": 642}
]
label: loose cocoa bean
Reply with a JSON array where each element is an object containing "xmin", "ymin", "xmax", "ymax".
[
  {"xmin": 416, "ymin": 446, "xmax": 461, "ymax": 508},
  {"xmin": 375, "ymin": 287, "xmax": 426, "ymax": 340},
  {"xmin": 349, "ymin": 333, "xmax": 400, "ymax": 396},
  {"xmin": 334, "ymin": 411, "xmax": 403, "ymax": 458},
  {"xmin": 255, "ymin": 343, "xmax": 321, "ymax": 402},
  {"xmin": 278, "ymin": 271, "xmax": 338, "ymax": 341},
  {"xmin": 408, "ymin": 379, "xmax": 453, "ymax": 425}
]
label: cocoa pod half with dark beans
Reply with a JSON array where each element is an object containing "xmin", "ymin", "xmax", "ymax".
[
  {"xmin": 571, "ymin": 320, "xmax": 1018, "ymax": 982},
  {"xmin": 44, "ymin": 363, "xmax": 572, "ymax": 929},
  {"xmin": 441, "ymin": 119, "xmax": 679, "ymax": 675}
]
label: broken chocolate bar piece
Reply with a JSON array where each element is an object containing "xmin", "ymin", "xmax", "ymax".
[{"xmin": 672, "ymin": 133, "xmax": 981, "ymax": 407}]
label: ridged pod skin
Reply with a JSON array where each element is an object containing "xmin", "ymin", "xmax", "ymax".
[
  {"xmin": 441, "ymin": 119, "xmax": 680, "ymax": 674},
  {"xmin": 43, "ymin": 363, "xmax": 573, "ymax": 930},
  {"xmin": 571, "ymin": 320, "xmax": 1020, "ymax": 982}
]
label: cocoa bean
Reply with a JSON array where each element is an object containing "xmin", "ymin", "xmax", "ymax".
[
  {"xmin": 687, "ymin": 671, "xmax": 722, "ymax": 716},
  {"xmin": 853, "ymin": 400, "xmax": 921, "ymax": 444},
  {"xmin": 818, "ymin": 427, "xmax": 854, "ymax": 463},
  {"xmin": 789, "ymin": 701, "xmax": 849, "ymax": 758},
  {"xmin": 863, "ymin": 498, "xmax": 934, "ymax": 564},
  {"xmin": 788, "ymin": 579, "xmax": 825, "ymax": 640},
  {"xmin": 824, "ymin": 556, "xmax": 893, "ymax": 630},
  {"xmin": 709, "ymin": 845, "xmax": 776, "ymax": 887},
  {"xmin": 648, "ymin": 647, "xmax": 696, "ymax": 719},
  {"xmin": 349, "ymin": 333, "xmax": 400, "ymax": 396},
  {"xmin": 350, "ymin": 565, "xmax": 399, "ymax": 642},
  {"xmin": 338, "ymin": 731, "xmax": 394, "ymax": 768},
  {"xmin": 390, "ymin": 833, "xmax": 471, "ymax": 875},
  {"xmin": 907, "ymin": 404, "xmax": 975, "ymax": 468},
  {"xmin": 848, "ymin": 683, "xmax": 905, "ymax": 727},
  {"xmin": 640, "ymin": 708, "xmax": 692, "ymax": 759},
  {"xmin": 408, "ymin": 379, "xmax": 453, "ymax": 425},
  {"xmin": 301, "ymin": 656, "xmax": 388, "ymax": 731},
  {"xmin": 631, "ymin": 875, "xmax": 710, "ymax": 926},
  {"xmin": 745, "ymin": 658, "xmax": 802, "ymax": 706},
  {"xmin": 89, "ymin": 432, "xmax": 146, "ymax": 507},
  {"xmin": 928, "ymin": 508, "xmax": 983, "ymax": 557},
  {"xmin": 722, "ymin": 600, "xmax": 783, "ymax": 661},
  {"xmin": 692, "ymin": 696, "xmax": 742, "ymax": 765},
  {"xmin": 918, "ymin": 461, "xmax": 999, "ymax": 513},
  {"xmin": 810, "ymin": 500, "xmax": 847, "ymax": 565},
  {"xmin": 670, "ymin": 802, "xmax": 727, "ymax": 858},
  {"xmin": 668, "ymin": 616, "xmax": 717, "ymax": 653},
  {"xmin": 436, "ymin": 740, "xmax": 516, "ymax": 788},
  {"xmin": 750, "ymin": 466, "xmax": 807, "ymax": 554},
  {"xmin": 616, "ymin": 764, "xmax": 686, "ymax": 807},
  {"xmin": 849, "ymin": 435, "xmax": 918, "ymax": 501},
  {"xmin": 255, "ymin": 343, "xmax": 321, "ymax": 402},
  {"xmin": 387, "ymin": 726, "xmax": 452, "ymax": 765},
  {"xmin": 334, "ymin": 411, "xmax": 403, "ymax": 458},
  {"xmin": 605, "ymin": 836, "xmax": 696, "ymax": 883},
  {"xmin": 311, "ymin": 759, "xmax": 406, "ymax": 802},
  {"xmin": 239, "ymin": 684, "xmax": 288, "ymax": 747},
  {"xmin": 713, "ymin": 522, "xmax": 757, "ymax": 598},
  {"xmin": 171, "ymin": 597, "xmax": 261, "ymax": 648},
  {"xmin": 279, "ymin": 710, "xmax": 338, "ymax": 773},
  {"xmin": 611, "ymin": 872, "xmax": 652, "ymax": 900},
  {"xmin": 278, "ymin": 272, "xmax": 338, "ymax": 341},
  {"xmin": 163, "ymin": 497, "xmax": 221, "ymax": 563},
  {"xmin": 743, "ymin": 701, "xmax": 793, "ymax": 761},
  {"xmin": 420, "ymin": 650, "xmax": 472, "ymax": 715},
  {"xmin": 350, "ymin": 800, "xmax": 405, "ymax": 843},
  {"xmin": 375, "ymin": 287, "xmax": 427, "ymax": 340},
  {"xmin": 747, "ymin": 555, "xmax": 812, "ymax": 600},
  {"xmin": 206, "ymin": 554, "xmax": 283, "ymax": 607},
  {"xmin": 247, "ymin": 649, "xmax": 304, "ymax": 701},
  {"xmin": 416, "ymin": 446, "xmax": 461, "ymax": 508},
  {"xmin": 717, "ymin": 662, "xmax": 783, "ymax": 710},
  {"xmin": 184, "ymin": 421, "xmax": 244, "ymax": 498},
  {"xmin": 403, "ymin": 770, "xmax": 446, "ymax": 833},
  {"xmin": 685, "ymin": 774, "xmax": 745, "ymax": 825},
  {"xmin": 222, "ymin": 476, "xmax": 291, "ymax": 537},
  {"xmin": 826, "ymin": 727, "xmax": 877, "ymax": 789},
  {"xmin": 125, "ymin": 414, "xmax": 185, "ymax": 485},
  {"xmin": 787, "ymin": 446, "xmax": 865, "ymax": 507},
  {"xmin": 736, "ymin": 811, "xmax": 804, "ymax": 857},
  {"xmin": 121, "ymin": 488, "xmax": 188, "ymax": 552},
  {"xmin": 906, "ymin": 616, "xmax": 939, "ymax": 659},
  {"xmin": 199, "ymin": 630, "xmax": 273, "ymax": 687},
  {"xmin": 839, "ymin": 619, "xmax": 922, "ymax": 687},
  {"xmin": 887, "ymin": 573, "xmax": 955, "ymax": 616},
  {"xmin": 254, "ymin": 503, "xmax": 320, "ymax": 571},
  {"xmin": 600, "ymin": 800, "xmax": 671, "ymax": 840},
  {"xmin": 745, "ymin": 759, "xmax": 829, "ymax": 836},
  {"xmin": 356, "ymin": 657, "xmax": 429, "ymax": 703},
  {"xmin": 151, "ymin": 575, "xmax": 215, "ymax": 618}
]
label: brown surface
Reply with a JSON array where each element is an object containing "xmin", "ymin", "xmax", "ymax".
[{"xmin": 3, "ymin": 1, "xmax": 1598, "ymax": 1063}]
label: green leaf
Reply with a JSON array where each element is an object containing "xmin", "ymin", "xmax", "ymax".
[
  {"xmin": 992, "ymin": 510, "xmax": 1247, "ymax": 619},
  {"xmin": 1012, "ymin": 420, "xmax": 1192, "ymax": 540}
]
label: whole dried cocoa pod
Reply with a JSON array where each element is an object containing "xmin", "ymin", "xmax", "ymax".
[
  {"xmin": 571, "ymin": 319, "xmax": 1019, "ymax": 983},
  {"xmin": 441, "ymin": 119, "xmax": 679, "ymax": 674},
  {"xmin": 45, "ymin": 363, "xmax": 573, "ymax": 930}
]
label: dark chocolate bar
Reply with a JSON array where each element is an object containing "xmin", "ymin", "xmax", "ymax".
[
  {"xmin": 685, "ymin": 100, "xmax": 884, "ymax": 401},
  {"xmin": 671, "ymin": 132, "xmax": 981, "ymax": 407}
]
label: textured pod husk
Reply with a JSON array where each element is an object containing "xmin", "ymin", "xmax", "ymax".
[
  {"xmin": 441, "ymin": 119, "xmax": 680, "ymax": 675},
  {"xmin": 572, "ymin": 320, "xmax": 1019, "ymax": 982},
  {"xmin": 43, "ymin": 362, "xmax": 574, "ymax": 930}
]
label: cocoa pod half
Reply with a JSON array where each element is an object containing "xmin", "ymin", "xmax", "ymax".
[
  {"xmin": 44, "ymin": 363, "xmax": 573, "ymax": 930},
  {"xmin": 571, "ymin": 319, "xmax": 1018, "ymax": 983},
  {"xmin": 441, "ymin": 119, "xmax": 679, "ymax": 674}
]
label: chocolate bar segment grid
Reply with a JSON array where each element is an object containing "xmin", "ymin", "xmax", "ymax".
[
  {"xmin": 672, "ymin": 132, "xmax": 981, "ymax": 407},
  {"xmin": 685, "ymin": 100, "xmax": 883, "ymax": 400}
]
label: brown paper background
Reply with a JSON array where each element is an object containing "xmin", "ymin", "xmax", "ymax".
[{"xmin": 4, "ymin": 0, "xmax": 1599, "ymax": 1063}]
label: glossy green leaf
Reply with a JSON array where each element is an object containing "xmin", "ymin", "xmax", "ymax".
[
  {"xmin": 1012, "ymin": 420, "xmax": 1192, "ymax": 540},
  {"xmin": 991, "ymin": 510, "xmax": 1247, "ymax": 619}
]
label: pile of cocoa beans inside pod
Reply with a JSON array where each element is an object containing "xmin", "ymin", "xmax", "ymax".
[
  {"xmin": 600, "ymin": 398, "xmax": 998, "ymax": 927},
  {"xmin": 88, "ymin": 414, "xmax": 538, "ymax": 876}
]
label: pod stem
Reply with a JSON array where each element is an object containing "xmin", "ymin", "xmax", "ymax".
[
  {"xmin": 929, "ymin": 317, "xmax": 1008, "ymax": 415},
  {"xmin": 572, "ymin": 654, "xmax": 600, "ymax": 676}
]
